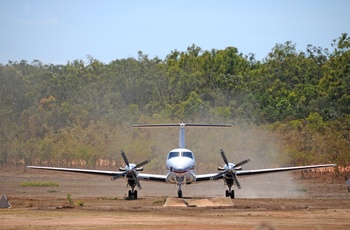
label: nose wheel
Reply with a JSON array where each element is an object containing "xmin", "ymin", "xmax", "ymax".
[{"xmin": 176, "ymin": 176, "xmax": 184, "ymax": 198}]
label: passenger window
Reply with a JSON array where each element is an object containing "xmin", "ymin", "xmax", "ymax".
[
  {"xmin": 168, "ymin": 152, "xmax": 180, "ymax": 159},
  {"xmin": 182, "ymin": 152, "xmax": 193, "ymax": 159}
]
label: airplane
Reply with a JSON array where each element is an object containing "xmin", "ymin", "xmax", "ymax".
[{"xmin": 27, "ymin": 123, "xmax": 336, "ymax": 199}]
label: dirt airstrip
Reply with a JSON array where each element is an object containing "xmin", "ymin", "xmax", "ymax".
[{"xmin": 1, "ymin": 167, "xmax": 350, "ymax": 229}]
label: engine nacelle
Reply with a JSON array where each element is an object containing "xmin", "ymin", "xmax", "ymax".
[{"xmin": 166, "ymin": 173, "xmax": 176, "ymax": 182}]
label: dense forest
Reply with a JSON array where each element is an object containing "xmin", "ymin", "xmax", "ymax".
[{"xmin": 0, "ymin": 34, "xmax": 349, "ymax": 174}]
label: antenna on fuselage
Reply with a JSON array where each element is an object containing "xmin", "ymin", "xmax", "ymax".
[{"xmin": 133, "ymin": 123, "xmax": 232, "ymax": 149}]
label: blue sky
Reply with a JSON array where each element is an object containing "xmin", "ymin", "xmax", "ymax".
[{"xmin": 0, "ymin": 0, "xmax": 349, "ymax": 64}]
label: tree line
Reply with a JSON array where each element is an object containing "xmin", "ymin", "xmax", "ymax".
[{"xmin": 0, "ymin": 34, "xmax": 349, "ymax": 172}]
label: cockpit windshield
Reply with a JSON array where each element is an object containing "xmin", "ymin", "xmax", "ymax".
[
  {"xmin": 168, "ymin": 152, "xmax": 180, "ymax": 159},
  {"xmin": 182, "ymin": 151, "xmax": 193, "ymax": 159},
  {"xmin": 167, "ymin": 151, "xmax": 193, "ymax": 159}
]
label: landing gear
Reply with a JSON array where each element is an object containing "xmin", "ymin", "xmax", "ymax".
[
  {"xmin": 225, "ymin": 190, "xmax": 235, "ymax": 199},
  {"xmin": 178, "ymin": 190, "xmax": 183, "ymax": 198},
  {"xmin": 176, "ymin": 176, "xmax": 184, "ymax": 198},
  {"xmin": 225, "ymin": 177, "xmax": 236, "ymax": 199},
  {"xmin": 125, "ymin": 179, "xmax": 138, "ymax": 200},
  {"xmin": 127, "ymin": 190, "xmax": 137, "ymax": 199}
]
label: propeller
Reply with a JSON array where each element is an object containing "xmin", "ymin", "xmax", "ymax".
[
  {"xmin": 212, "ymin": 149, "xmax": 250, "ymax": 189},
  {"xmin": 111, "ymin": 150, "xmax": 150, "ymax": 189},
  {"xmin": 121, "ymin": 150, "xmax": 130, "ymax": 167}
]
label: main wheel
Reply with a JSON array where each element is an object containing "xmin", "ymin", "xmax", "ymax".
[
  {"xmin": 230, "ymin": 190, "xmax": 235, "ymax": 199},
  {"xmin": 178, "ymin": 190, "xmax": 183, "ymax": 198},
  {"xmin": 128, "ymin": 190, "xmax": 132, "ymax": 198},
  {"xmin": 134, "ymin": 190, "xmax": 138, "ymax": 199},
  {"xmin": 225, "ymin": 190, "xmax": 229, "ymax": 197}
]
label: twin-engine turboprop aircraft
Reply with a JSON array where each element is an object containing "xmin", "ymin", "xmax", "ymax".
[{"xmin": 28, "ymin": 123, "xmax": 336, "ymax": 199}]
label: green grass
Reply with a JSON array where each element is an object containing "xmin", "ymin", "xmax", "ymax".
[
  {"xmin": 20, "ymin": 181, "xmax": 59, "ymax": 187},
  {"xmin": 296, "ymin": 187, "xmax": 308, "ymax": 192},
  {"xmin": 153, "ymin": 197, "xmax": 166, "ymax": 205}
]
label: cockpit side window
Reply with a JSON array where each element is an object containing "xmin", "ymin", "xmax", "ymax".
[
  {"xmin": 182, "ymin": 151, "xmax": 193, "ymax": 159},
  {"xmin": 168, "ymin": 152, "xmax": 180, "ymax": 159}
]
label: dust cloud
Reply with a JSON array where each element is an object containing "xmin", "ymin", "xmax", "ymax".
[{"xmin": 131, "ymin": 122, "xmax": 305, "ymax": 198}]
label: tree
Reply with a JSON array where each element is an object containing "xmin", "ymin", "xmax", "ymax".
[{"xmin": 319, "ymin": 33, "xmax": 350, "ymax": 118}]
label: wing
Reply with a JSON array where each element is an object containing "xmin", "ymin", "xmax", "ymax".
[
  {"xmin": 138, "ymin": 173, "xmax": 167, "ymax": 182},
  {"xmin": 27, "ymin": 166, "xmax": 168, "ymax": 182},
  {"xmin": 195, "ymin": 164, "xmax": 336, "ymax": 182},
  {"xmin": 195, "ymin": 173, "xmax": 219, "ymax": 182},
  {"xmin": 237, "ymin": 164, "xmax": 336, "ymax": 176},
  {"xmin": 27, "ymin": 166, "xmax": 124, "ymax": 177}
]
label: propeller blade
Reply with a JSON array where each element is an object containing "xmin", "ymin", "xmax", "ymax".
[
  {"xmin": 220, "ymin": 149, "xmax": 229, "ymax": 166},
  {"xmin": 135, "ymin": 159, "xmax": 150, "ymax": 168},
  {"xmin": 111, "ymin": 172, "xmax": 126, "ymax": 180},
  {"xmin": 233, "ymin": 175, "xmax": 241, "ymax": 189},
  {"xmin": 234, "ymin": 159, "xmax": 250, "ymax": 168},
  {"xmin": 132, "ymin": 173, "xmax": 142, "ymax": 189},
  {"xmin": 211, "ymin": 170, "xmax": 227, "ymax": 180},
  {"xmin": 121, "ymin": 150, "xmax": 129, "ymax": 167}
]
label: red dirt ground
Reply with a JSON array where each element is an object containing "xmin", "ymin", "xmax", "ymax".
[{"xmin": 1, "ymin": 167, "xmax": 350, "ymax": 229}]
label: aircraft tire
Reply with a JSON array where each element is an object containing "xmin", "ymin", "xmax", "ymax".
[
  {"xmin": 230, "ymin": 190, "xmax": 235, "ymax": 199},
  {"xmin": 178, "ymin": 190, "xmax": 183, "ymax": 198}
]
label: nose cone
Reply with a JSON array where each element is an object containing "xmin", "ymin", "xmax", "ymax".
[{"xmin": 167, "ymin": 157, "xmax": 194, "ymax": 173}]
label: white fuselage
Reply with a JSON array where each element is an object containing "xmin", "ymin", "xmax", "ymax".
[{"xmin": 165, "ymin": 148, "xmax": 196, "ymax": 183}]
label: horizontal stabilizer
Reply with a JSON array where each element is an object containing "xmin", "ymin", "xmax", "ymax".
[
  {"xmin": 133, "ymin": 123, "xmax": 232, "ymax": 128},
  {"xmin": 134, "ymin": 123, "xmax": 232, "ymax": 148}
]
